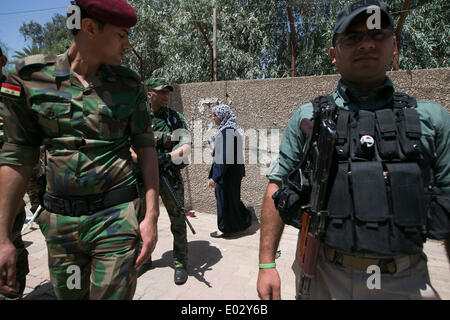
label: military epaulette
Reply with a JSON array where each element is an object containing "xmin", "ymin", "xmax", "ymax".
[
  {"xmin": 110, "ymin": 65, "xmax": 141, "ymax": 82},
  {"xmin": 0, "ymin": 81, "xmax": 23, "ymax": 100},
  {"xmin": 15, "ymin": 54, "xmax": 57, "ymax": 76}
]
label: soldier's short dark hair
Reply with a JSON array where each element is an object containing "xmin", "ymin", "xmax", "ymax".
[
  {"xmin": 69, "ymin": 1, "xmax": 105, "ymax": 36},
  {"xmin": 0, "ymin": 47, "xmax": 3, "ymax": 57}
]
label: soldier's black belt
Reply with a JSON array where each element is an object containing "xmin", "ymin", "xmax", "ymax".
[
  {"xmin": 42, "ymin": 185, "xmax": 139, "ymax": 217},
  {"xmin": 324, "ymin": 245, "xmax": 422, "ymax": 274}
]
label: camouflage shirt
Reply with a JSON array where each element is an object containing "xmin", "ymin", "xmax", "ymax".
[{"xmin": 0, "ymin": 52, "xmax": 155, "ymax": 196}]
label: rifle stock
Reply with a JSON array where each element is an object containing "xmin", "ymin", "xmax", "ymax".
[{"xmin": 299, "ymin": 118, "xmax": 313, "ymax": 138}]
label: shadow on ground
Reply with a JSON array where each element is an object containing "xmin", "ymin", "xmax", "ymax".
[{"xmin": 138, "ymin": 240, "xmax": 223, "ymax": 288}]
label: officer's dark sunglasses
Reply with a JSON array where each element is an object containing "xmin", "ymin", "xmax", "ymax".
[{"xmin": 336, "ymin": 29, "xmax": 393, "ymax": 47}]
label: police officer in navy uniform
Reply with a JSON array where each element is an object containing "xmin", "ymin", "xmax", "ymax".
[{"xmin": 257, "ymin": 0, "xmax": 450, "ymax": 300}]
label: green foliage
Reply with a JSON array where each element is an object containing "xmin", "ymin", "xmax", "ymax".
[
  {"xmin": 12, "ymin": 45, "xmax": 46, "ymax": 60},
  {"xmin": 125, "ymin": 0, "xmax": 448, "ymax": 83},
  {"xmin": 125, "ymin": 0, "xmax": 291, "ymax": 82},
  {"xmin": 16, "ymin": 1, "xmax": 449, "ymax": 83},
  {"xmin": 18, "ymin": 13, "xmax": 72, "ymax": 58},
  {"xmin": 389, "ymin": 0, "xmax": 450, "ymax": 70}
]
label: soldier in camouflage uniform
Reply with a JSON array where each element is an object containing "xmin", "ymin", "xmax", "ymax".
[
  {"xmin": 0, "ymin": 47, "xmax": 29, "ymax": 300},
  {"xmin": 140, "ymin": 78, "xmax": 191, "ymax": 285},
  {"xmin": 0, "ymin": 0, "xmax": 160, "ymax": 300}
]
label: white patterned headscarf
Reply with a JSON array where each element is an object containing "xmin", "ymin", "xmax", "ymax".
[
  {"xmin": 211, "ymin": 104, "xmax": 242, "ymax": 135},
  {"xmin": 210, "ymin": 104, "xmax": 244, "ymax": 164}
]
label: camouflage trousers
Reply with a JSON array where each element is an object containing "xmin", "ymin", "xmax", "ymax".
[
  {"xmin": 27, "ymin": 151, "xmax": 45, "ymax": 213},
  {"xmin": 0, "ymin": 202, "xmax": 29, "ymax": 300},
  {"xmin": 37, "ymin": 199, "xmax": 143, "ymax": 300},
  {"xmin": 159, "ymin": 176, "xmax": 188, "ymax": 268}
]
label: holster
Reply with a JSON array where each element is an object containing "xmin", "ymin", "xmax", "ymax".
[{"xmin": 273, "ymin": 169, "xmax": 311, "ymax": 229}]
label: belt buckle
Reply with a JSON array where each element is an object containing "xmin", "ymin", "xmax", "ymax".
[
  {"xmin": 71, "ymin": 198, "xmax": 88, "ymax": 216},
  {"xmin": 91, "ymin": 196, "xmax": 104, "ymax": 213},
  {"xmin": 378, "ymin": 258, "xmax": 397, "ymax": 274}
]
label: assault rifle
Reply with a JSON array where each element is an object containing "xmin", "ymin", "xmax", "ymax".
[
  {"xmin": 158, "ymin": 153, "xmax": 196, "ymax": 235},
  {"xmin": 296, "ymin": 98, "xmax": 337, "ymax": 300}
]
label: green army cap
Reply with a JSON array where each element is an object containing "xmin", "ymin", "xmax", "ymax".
[{"xmin": 145, "ymin": 78, "xmax": 173, "ymax": 92}]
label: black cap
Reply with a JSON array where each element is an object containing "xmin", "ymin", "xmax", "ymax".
[
  {"xmin": 334, "ymin": 0, "xmax": 394, "ymax": 35},
  {"xmin": 0, "ymin": 47, "xmax": 3, "ymax": 57}
]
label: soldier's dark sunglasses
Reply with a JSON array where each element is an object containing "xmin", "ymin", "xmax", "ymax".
[{"xmin": 336, "ymin": 29, "xmax": 393, "ymax": 47}]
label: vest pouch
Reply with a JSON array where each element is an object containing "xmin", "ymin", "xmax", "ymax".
[
  {"xmin": 396, "ymin": 108, "xmax": 422, "ymax": 160},
  {"xmin": 351, "ymin": 111, "xmax": 375, "ymax": 160},
  {"xmin": 350, "ymin": 162, "xmax": 391, "ymax": 254},
  {"xmin": 426, "ymin": 189, "xmax": 450, "ymax": 240},
  {"xmin": 386, "ymin": 163, "xmax": 426, "ymax": 254},
  {"xmin": 325, "ymin": 163, "xmax": 354, "ymax": 252},
  {"xmin": 375, "ymin": 109, "xmax": 400, "ymax": 160}
]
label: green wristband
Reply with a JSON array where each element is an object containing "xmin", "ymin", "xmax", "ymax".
[{"xmin": 259, "ymin": 262, "xmax": 276, "ymax": 269}]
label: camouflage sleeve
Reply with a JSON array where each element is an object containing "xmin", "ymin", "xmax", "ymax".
[
  {"xmin": 0, "ymin": 72, "xmax": 41, "ymax": 166},
  {"xmin": 417, "ymin": 100, "xmax": 450, "ymax": 194},
  {"xmin": 129, "ymin": 83, "xmax": 155, "ymax": 148},
  {"xmin": 174, "ymin": 111, "xmax": 192, "ymax": 147},
  {"xmin": 153, "ymin": 130, "xmax": 170, "ymax": 150},
  {"xmin": 266, "ymin": 103, "xmax": 312, "ymax": 182}
]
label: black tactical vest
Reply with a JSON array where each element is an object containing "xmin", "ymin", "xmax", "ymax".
[{"xmin": 324, "ymin": 93, "xmax": 432, "ymax": 255}]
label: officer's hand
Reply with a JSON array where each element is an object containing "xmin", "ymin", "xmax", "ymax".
[
  {"xmin": 208, "ymin": 179, "xmax": 216, "ymax": 188},
  {"xmin": 257, "ymin": 268, "xmax": 281, "ymax": 300},
  {"xmin": 135, "ymin": 218, "xmax": 158, "ymax": 269},
  {"xmin": 130, "ymin": 147, "xmax": 138, "ymax": 163},
  {"xmin": 0, "ymin": 239, "xmax": 19, "ymax": 295}
]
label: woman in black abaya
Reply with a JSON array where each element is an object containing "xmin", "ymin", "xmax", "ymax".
[{"xmin": 208, "ymin": 104, "xmax": 252, "ymax": 238}]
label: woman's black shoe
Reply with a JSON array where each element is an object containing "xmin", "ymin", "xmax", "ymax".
[
  {"xmin": 210, "ymin": 231, "xmax": 223, "ymax": 238},
  {"xmin": 210, "ymin": 231, "xmax": 233, "ymax": 238}
]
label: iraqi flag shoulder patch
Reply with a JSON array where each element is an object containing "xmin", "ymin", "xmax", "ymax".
[{"xmin": 1, "ymin": 82, "xmax": 22, "ymax": 100}]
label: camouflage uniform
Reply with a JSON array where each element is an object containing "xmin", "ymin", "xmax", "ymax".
[
  {"xmin": 151, "ymin": 103, "xmax": 191, "ymax": 269},
  {"xmin": 0, "ymin": 52, "xmax": 155, "ymax": 300},
  {"xmin": 0, "ymin": 74, "xmax": 29, "ymax": 300},
  {"xmin": 26, "ymin": 150, "xmax": 45, "ymax": 213}
]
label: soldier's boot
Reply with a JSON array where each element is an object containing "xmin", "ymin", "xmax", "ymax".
[
  {"xmin": 174, "ymin": 267, "xmax": 188, "ymax": 285},
  {"xmin": 173, "ymin": 233, "xmax": 188, "ymax": 285},
  {"xmin": 161, "ymin": 186, "xmax": 188, "ymax": 285},
  {"xmin": 171, "ymin": 216, "xmax": 188, "ymax": 285}
]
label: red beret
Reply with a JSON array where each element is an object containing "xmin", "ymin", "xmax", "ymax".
[{"xmin": 76, "ymin": 0, "xmax": 137, "ymax": 28}]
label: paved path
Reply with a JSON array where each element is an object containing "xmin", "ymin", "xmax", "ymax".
[{"xmin": 21, "ymin": 206, "xmax": 450, "ymax": 300}]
